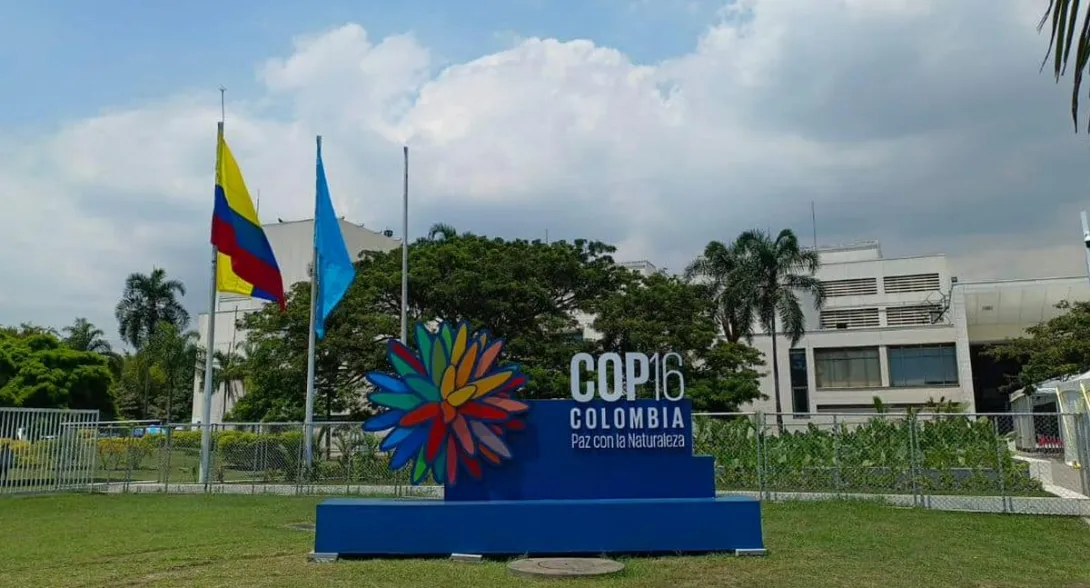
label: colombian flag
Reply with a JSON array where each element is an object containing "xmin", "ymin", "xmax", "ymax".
[{"xmin": 210, "ymin": 129, "xmax": 286, "ymax": 310}]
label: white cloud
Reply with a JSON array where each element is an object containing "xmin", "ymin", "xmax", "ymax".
[{"xmin": 1, "ymin": 0, "xmax": 1086, "ymax": 339}]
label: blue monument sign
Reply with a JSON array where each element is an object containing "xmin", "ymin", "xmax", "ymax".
[{"xmin": 313, "ymin": 321, "xmax": 766, "ymax": 558}]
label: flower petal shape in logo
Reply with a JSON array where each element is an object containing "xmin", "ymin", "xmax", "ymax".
[{"xmin": 362, "ymin": 321, "xmax": 530, "ymax": 485}]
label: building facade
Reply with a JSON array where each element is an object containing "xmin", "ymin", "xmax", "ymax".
[
  {"xmin": 747, "ymin": 242, "xmax": 975, "ymax": 415},
  {"xmin": 190, "ymin": 219, "xmax": 399, "ymax": 423}
]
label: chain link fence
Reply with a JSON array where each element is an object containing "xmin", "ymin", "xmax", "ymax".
[
  {"xmin": 693, "ymin": 411, "xmax": 1090, "ymax": 515},
  {"xmin": 5, "ymin": 410, "xmax": 1089, "ymax": 515},
  {"xmin": 85, "ymin": 422, "xmax": 436, "ymax": 497},
  {"xmin": 0, "ymin": 407, "xmax": 100, "ymax": 495}
]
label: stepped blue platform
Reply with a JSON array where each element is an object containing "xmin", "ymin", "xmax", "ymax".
[{"xmin": 313, "ymin": 400, "xmax": 766, "ymax": 558}]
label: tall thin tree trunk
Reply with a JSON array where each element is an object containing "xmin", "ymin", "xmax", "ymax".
[
  {"xmin": 141, "ymin": 370, "xmax": 150, "ymax": 420},
  {"xmin": 769, "ymin": 317, "xmax": 784, "ymax": 433},
  {"xmin": 165, "ymin": 375, "xmax": 173, "ymax": 424}
]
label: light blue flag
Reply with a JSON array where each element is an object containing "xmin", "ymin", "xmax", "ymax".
[{"xmin": 313, "ymin": 137, "xmax": 357, "ymax": 340}]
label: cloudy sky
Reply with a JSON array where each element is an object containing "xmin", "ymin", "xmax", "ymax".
[{"xmin": 1, "ymin": 0, "xmax": 1087, "ymax": 341}]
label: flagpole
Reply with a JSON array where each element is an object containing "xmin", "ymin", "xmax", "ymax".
[
  {"xmin": 199, "ymin": 89, "xmax": 226, "ymax": 486},
  {"xmin": 400, "ymin": 145, "xmax": 409, "ymax": 343},
  {"xmin": 303, "ymin": 135, "xmax": 321, "ymax": 471}
]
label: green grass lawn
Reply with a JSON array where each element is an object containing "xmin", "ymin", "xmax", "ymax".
[{"xmin": 0, "ymin": 495, "xmax": 1087, "ymax": 588}]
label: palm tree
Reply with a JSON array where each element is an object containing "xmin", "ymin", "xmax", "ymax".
[
  {"xmin": 735, "ymin": 229, "xmax": 826, "ymax": 429},
  {"xmin": 15, "ymin": 323, "xmax": 58, "ymax": 337},
  {"xmin": 115, "ymin": 268, "xmax": 189, "ymax": 350},
  {"xmin": 62, "ymin": 318, "xmax": 113, "ymax": 354},
  {"xmin": 212, "ymin": 348, "xmax": 247, "ymax": 420},
  {"xmin": 427, "ymin": 223, "xmax": 457, "ymax": 241},
  {"xmin": 1039, "ymin": 2, "xmax": 1090, "ymax": 131},
  {"xmin": 684, "ymin": 240, "xmax": 756, "ymax": 343},
  {"xmin": 145, "ymin": 323, "xmax": 199, "ymax": 423}
]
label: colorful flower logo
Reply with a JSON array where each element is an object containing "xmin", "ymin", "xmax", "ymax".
[{"xmin": 362, "ymin": 321, "xmax": 530, "ymax": 485}]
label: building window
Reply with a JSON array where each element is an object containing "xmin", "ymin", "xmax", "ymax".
[
  {"xmin": 789, "ymin": 349, "xmax": 809, "ymax": 413},
  {"xmin": 819, "ymin": 308, "xmax": 880, "ymax": 329},
  {"xmin": 822, "ymin": 278, "xmax": 878, "ymax": 297},
  {"xmin": 886, "ymin": 305, "xmax": 944, "ymax": 326},
  {"xmin": 883, "ymin": 273, "xmax": 941, "ymax": 293},
  {"xmin": 814, "ymin": 347, "xmax": 881, "ymax": 389},
  {"xmin": 887, "ymin": 344, "xmax": 958, "ymax": 387}
]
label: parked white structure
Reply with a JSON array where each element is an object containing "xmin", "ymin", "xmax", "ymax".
[
  {"xmin": 1010, "ymin": 372, "xmax": 1090, "ymax": 465},
  {"xmin": 747, "ymin": 242, "xmax": 974, "ymax": 415},
  {"xmin": 190, "ymin": 219, "xmax": 399, "ymax": 423}
]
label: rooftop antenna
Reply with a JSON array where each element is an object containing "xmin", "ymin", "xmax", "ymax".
[{"xmin": 811, "ymin": 200, "xmax": 818, "ymax": 249}]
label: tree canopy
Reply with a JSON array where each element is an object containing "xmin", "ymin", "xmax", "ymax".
[
  {"xmin": 232, "ymin": 228, "xmax": 768, "ymax": 420},
  {"xmin": 987, "ymin": 300, "xmax": 1090, "ymax": 391},
  {"xmin": 0, "ymin": 329, "xmax": 115, "ymax": 414},
  {"xmin": 593, "ymin": 272, "xmax": 766, "ymax": 411},
  {"xmin": 115, "ymin": 267, "xmax": 189, "ymax": 350}
]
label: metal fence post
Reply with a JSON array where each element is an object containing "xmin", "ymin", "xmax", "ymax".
[
  {"xmin": 832, "ymin": 414, "xmax": 843, "ymax": 497},
  {"xmin": 754, "ymin": 411, "xmax": 766, "ymax": 500},
  {"xmin": 163, "ymin": 427, "xmax": 174, "ymax": 494},
  {"xmin": 123, "ymin": 430, "xmax": 134, "ymax": 494},
  {"xmin": 251, "ymin": 428, "xmax": 259, "ymax": 496},
  {"xmin": 993, "ymin": 418, "xmax": 1008, "ymax": 514},
  {"xmin": 88, "ymin": 420, "xmax": 100, "ymax": 494},
  {"xmin": 908, "ymin": 415, "xmax": 921, "ymax": 509},
  {"xmin": 1076, "ymin": 412, "xmax": 1090, "ymax": 496}
]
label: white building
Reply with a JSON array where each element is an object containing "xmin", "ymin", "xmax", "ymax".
[
  {"xmin": 190, "ymin": 219, "xmax": 399, "ymax": 423},
  {"xmin": 747, "ymin": 242, "xmax": 975, "ymax": 415}
]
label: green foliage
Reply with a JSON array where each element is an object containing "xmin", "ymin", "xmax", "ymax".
[
  {"xmin": 694, "ymin": 414, "xmax": 1043, "ymax": 496},
  {"xmin": 987, "ymin": 300, "xmax": 1090, "ymax": 391},
  {"xmin": 144, "ymin": 323, "xmax": 198, "ymax": 422},
  {"xmin": 1038, "ymin": 0, "xmax": 1090, "ymax": 132},
  {"xmin": 235, "ymin": 230, "xmax": 631, "ymax": 419},
  {"xmin": 736, "ymin": 229, "xmax": 825, "ymax": 424},
  {"xmin": 0, "ymin": 329, "xmax": 115, "ymax": 414},
  {"xmin": 685, "ymin": 239, "xmax": 755, "ymax": 343},
  {"xmin": 62, "ymin": 318, "xmax": 113, "ymax": 354},
  {"xmin": 114, "ymin": 267, "xmax": 189, "ymax": 350},
  {"xmin": 593, "ymin": 272, "xmax": 766, "ymax": 411},
  {"xmin": 687, "ymin": 343, "xmax": 766, "ymax": 412}
]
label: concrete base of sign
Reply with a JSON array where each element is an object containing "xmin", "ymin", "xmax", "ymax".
[
  {"xmin": 313, "ymin": 496, "xmax": 765, "ymax": 557},
  {"xmin": 508, "ymin": 558, "xmax": 625, "ymax": 578}
]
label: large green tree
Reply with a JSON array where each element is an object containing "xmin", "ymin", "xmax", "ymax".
[
  {"xmin": 592, "ymin": 271, "xmax": 766, "ymax": 412},
  {"xmin": 233, "ymin": 229, "xmax": 630, "ymax": 421},
  {"xmin": 144, "ymin": 323, "xmax": 199, "ymax": 423},
  {"xmin": 62, "ymin": 318, "xmax": 113, "ymax": 354},
  {"xmin": 736, "ymin": 229, "xmax": 825, "ymax": 425},
  {"xmin": 987, "ymin": 300, "xmax": 1090, "ymax": 391},
  {"xmin": 113, "ymin": 268, "xmax": 190, "ymax": 421},
  {"xmin": 685, "ymin": 239, "xmax": 755, "ymax": 343},
  {"xmin": 115, "ymin": 267, "xmax": 189, "ymax": 350},
  {"xmin": 0, "ymin": 329, "xmax": 115, "ymax": 415}
]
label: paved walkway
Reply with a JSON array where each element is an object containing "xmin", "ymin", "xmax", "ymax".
[{"xmin": 1050, "ymin": 460, "xmax": 1088, "ymax": 496}]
